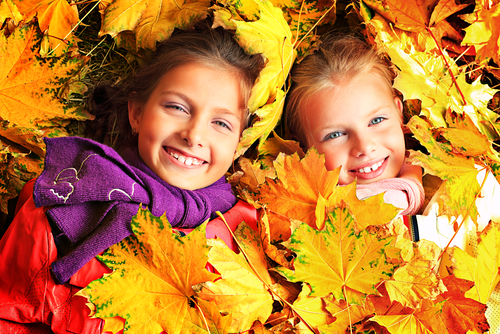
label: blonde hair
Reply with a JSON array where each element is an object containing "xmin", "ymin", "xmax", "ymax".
[{"xmin": 285, "ymin": 34, "xmax": 395, "ymax": 147}]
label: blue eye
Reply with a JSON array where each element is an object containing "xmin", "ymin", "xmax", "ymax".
[
  {"xmin": 324, "ymin": 131, "xmax": 343, "ymax": 141},
  {"xmin": 370, "ymin": 117, "xmax": 386, "ymax": 125},
  {"xmin": 165, "ymin": 104, "xmax": 187, "ymax": 113},
  {"xmin": 214, "ymin": 120, "xmax": 231, "ymax": 130}
]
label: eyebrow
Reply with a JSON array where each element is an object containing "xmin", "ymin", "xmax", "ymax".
[{"xmin": 160, "ymin": 91, "xmax": 242, "ymax": 121}]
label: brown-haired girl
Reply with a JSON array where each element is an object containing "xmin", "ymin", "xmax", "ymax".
[{"xmin": 0, "ymin": 24, "xmax": 263, "ymax": 332}]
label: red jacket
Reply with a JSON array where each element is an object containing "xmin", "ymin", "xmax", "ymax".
[{"xmin": 0, "ymin": 179, "xmax": 257, "ymax": 333}]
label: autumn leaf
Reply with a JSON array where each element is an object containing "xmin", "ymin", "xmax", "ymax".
[
  {"xmin": 316, "ymin": 181, "xmax": 400, "ymax": 231},
  {"xmin": 276, "ymin": 205, "xmax": 397, "ymax": 302},
  {"xmin": 16, "ymin": 0, "xmax": 80, "ymax": 56},
  {"xmin": 435, "ymin": 275, "xmax": 489, "ymax": 334},
  {"xmin": 407, "ymin": 116, "xmax": 480, "ymax": 222},
  {"xmin": 371, "ymin": 300, "xmax": 447, "ymax": 334},
  {"xmin": 80, "ymin": 207, "xmax": 219, "ymax": 334},
  {"xmin": 198, "ymin": 223, "xmax": 274, "ymax": 333},
  {"xmin": 385, "ymin": 239, "xmax": 446, "ymax": 308},
  {"xmin": 99, "ymin": 0, "xmax": 210, "ymax": 50},
  {"xmin": 0, "ymin": 21, "xmax": 90, "ymax": 155},
  {"xmin": 213, "ymin": 0, "xmax": 296, "ymax": 156},
  {"xmin": 257, "ymin": 149, "xmax": 338, "ymax": 229},
  {"xmin": 0, "ymin": 140, "xmax": 43, "ymax": 214},
  {"xmin": 449, "ymin": 220, "xmax": 500, "ymax": 304},
  {"xmin": 461, "ymin": 0, "xmax": 500, "ymax": 65},
  {"xmin": 0, "ymin": 0, "xmax": 22, "ymax": 27},
  {"xmin": 319, "ymin": 296, "xmax": 375, "ymax": 333},
  {"xmin": 258, "ymin": 131, "xmax": 304, "ymax": 170},
  {"xmin": 291, "ymin": 283, "xmax": 333, "ymax": 329},
  {"xmin": 237, "ymin": 89, "xmax": 286, "ymax": 157}
]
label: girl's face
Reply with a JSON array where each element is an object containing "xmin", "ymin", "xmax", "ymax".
[
  {"xmin": 301, "ymin": 74, "xmax": 406, "ymax": 185},
  {"xmin": 129, "ymin": 63, "xmax": 244, "ymax": 190}
]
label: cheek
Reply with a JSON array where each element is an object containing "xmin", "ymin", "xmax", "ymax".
[{"xmin": 322, "ymin": 149, "xmax": 342, "ymax": 172}]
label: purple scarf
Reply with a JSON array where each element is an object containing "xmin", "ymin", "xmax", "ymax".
[{"xmin": 34, "ymin": 137, "xmax": 236, "ymax": 284}]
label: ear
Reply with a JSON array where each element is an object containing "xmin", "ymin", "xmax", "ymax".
[
  {"xmin": 128, "ymin": 100, "xmax": 142, "ymax": 130},
  {"xmin": 394, "ymin": 96, "xmax": 403, "ymax": 114}
]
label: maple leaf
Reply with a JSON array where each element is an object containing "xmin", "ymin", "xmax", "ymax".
[
  {"xmin": 257, "ymin": 149, "xmax": 339, "ymax": 229},
  {"xmin": 385, "ymin": 239, "xmax": 446, "ymax": 308},
  {"xmin": 0, "ymin": 21, "xmax": 90, "ymax": 155},
  {"xmin": 316, "ymin": 181, "xmax": 400, "ymax": 231},
  {"xmin": 449, "ymin": 220, "xmax": 500, "ymax": 304},
  {"xmin": 276, "ymin": 205, "xmax": 397, "ymax": 302},
  {"xmin": 258, "ymin": 131, "xmax": 304, "ymax": 170},
  {"xmin": 198, "ymin": 223, "xmax": 274, "ymax": 333},
  {"xmin": 15, "ymin": 0, "xmax": 80, "ymax": 57},
  {"xmin": 213, "ymin": 0, "xmax": 296, "ymax": 156},
  {"xmin": 406, "ymin": 116, "xmax": 480, "ymax": 222},
  {"xmin": 319, "ymin": 296, "xmax": 375, "ymax": 333},
  {"xmin": 461, "ymin": 0, "xmax": 500, "ymax": 65},
  {"xmin": 371, "ymin": 300, "xmax": 447, "ymax": 334},
  {"xmin": 0, "ymin": 140, "xmax": 43, "ymax": 214},
  {"xmin": 80, "ymin": 207, "xmax": 219, "ymax": 334},
  {"xmin": 362, "ymin": 0, "xmax": 468, "ymax": 32},
  {"xmin": 291, "ymin": 283, "xmax": 333, "ymax": 329},
  {"xmin": 99, "ymin": 0, "xmax": 210, "ymax": 50},
  {"xmin": 259, "ymin": 210, "xmax": 294, "ymax": 268},
  {"xmin": 0, "ymin": 0, "xmax": 22, "ymax": 27},
  {"xmin": 435, "ymin": 275, "xmax": 489, "ymax": 334}
]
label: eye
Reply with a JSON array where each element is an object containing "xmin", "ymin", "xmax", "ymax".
[
  {"xmin": 165, "ymin": 104, "xmax": 188, "ymax": 114},
  {"xmin": 214, "ymin": 120, "xmax": 232, "ymax": 130},
  {"xmin": 324, "ymin": 131, "xmax": 343, "ymax": 141},
  {"xmin": 370, "ymin": 117, "xmax": 386, "ymax": 125}
]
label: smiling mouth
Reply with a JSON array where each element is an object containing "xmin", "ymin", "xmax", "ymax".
[
  {"xmin": 165, "ymin": 147, "xmax": 206, "ymax": 166},
  {"xmin": 352, "ymin": 158, "xmax": 386, "ymax": 173}
]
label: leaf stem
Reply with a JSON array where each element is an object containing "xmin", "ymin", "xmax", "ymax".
[{"xmin": 215, "ymin": 211, "xmax": 320, "ymax": 333}]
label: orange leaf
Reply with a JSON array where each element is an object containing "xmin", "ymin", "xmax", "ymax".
[{"xmin": 80, "ymin": 207, "xmax": 219, "ymax": 334}]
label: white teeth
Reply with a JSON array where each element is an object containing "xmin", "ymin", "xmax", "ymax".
[
  {"xmin": 169, "ymin": 150, "xmax": 203, "ymax": 166},
  {"xmin": 357, "ymin": 160, "xmax": 383, "ymax": 173}
]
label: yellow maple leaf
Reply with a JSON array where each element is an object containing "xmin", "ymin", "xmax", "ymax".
[
  {"xmin": 99, "ymin": 0, "xmax": 210, "ymax": 50},
  {"xmin": 385, "ymin": 239, "xmax": 446, "ymax": 308},
  {"xmin": 198, "ymin": 223, "xmax": 274, "ymax": 333},
  {"xmin": 0, "ymin": 21, "xmax": 89, "ymax": 154},
  {"xmin": 213, "ymin": 0, "xmax": 296, "ymax": 156},
  {"xmin": 461, "ymin": 0, "xmax": 500, "ymax": 65},
  {"xmin": 16, "ymin": 0, "xmax": 80, "ymax": 56},
  {"xmin": 80, "ymin": 207, "xmax": 219, "ymax": 334},
  {"xmin": 0, "ymin": 0, "xmax": 22, "ymax": 26},
  {"xmin": 258, "ymin": 131, "xmax": 304, "ymax": 170},
  {"xmin": 291, "ymin": 283, "xmax": 332, "ymax": 329},
  {"xmin": 276, "ymin": 205, "xmax": 397, "ymax": 302},
  {"xmin": 449, "ymin": 220, "xmax": 500, "ymax": 304},
  {"xmin": 235, "ymin": 0, "xmax": 295, "ymax": 111},
  {"xmin": 407, "ymin": 116, "xmax": 480, "ymax": 222},
  {"xmin": 319, "ymin": 296, "xmax": 375, "ymax": 333}
]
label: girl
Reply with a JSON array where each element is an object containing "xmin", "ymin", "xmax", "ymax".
[
  {"xmin": 0, "ymin": 24, "xmax": 263, "ymax": 333},
  {"xmin": 285, "ymin": 34, "xmax": 424, "ymax": 215}
]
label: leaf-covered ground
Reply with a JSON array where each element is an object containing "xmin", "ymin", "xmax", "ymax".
[{"xmin": 1, "ymin": 0, "xmax": 500, "ymax": 333}]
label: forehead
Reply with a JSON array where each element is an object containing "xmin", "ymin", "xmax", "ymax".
[{"xmin": 299, "ymin": 75, "xmax": 399, "ymax": 138}]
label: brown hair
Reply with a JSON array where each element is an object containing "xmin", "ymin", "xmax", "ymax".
[
  {"xmin": 86, "ymin": 22, "xmax": 264, "ymax": 152},
  {"xmin": 285, "ymin": 34, "xmax": 395, "ymax": 148}
]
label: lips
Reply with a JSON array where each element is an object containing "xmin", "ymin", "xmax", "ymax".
[
  {"xmin": 164, "ymin": 147, "xmax": 206, "ymax": 166},
  {"xmin": 349, "ymin": 157, "xmax": 388, "ymax": 180}
]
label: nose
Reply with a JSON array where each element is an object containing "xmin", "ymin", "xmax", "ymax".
[
  {"xmin": 351, "ymin": 133, "xmax": 376, "ymax": 157},
  {"xmin": 181, "ymin": 117, "xmax": 205, "ymax": 148}
]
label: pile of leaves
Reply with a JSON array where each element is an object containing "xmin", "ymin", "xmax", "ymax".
[{"xmin": 1, "ymin": 0, "xmax": 500, "ymax": 333}]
